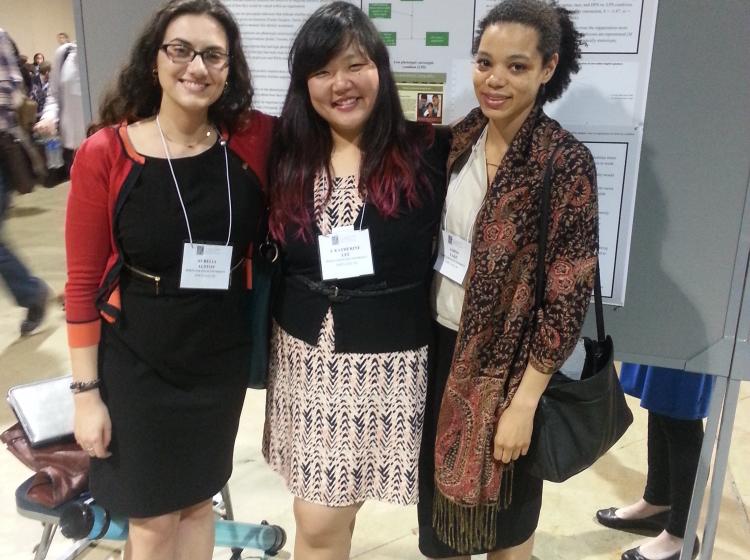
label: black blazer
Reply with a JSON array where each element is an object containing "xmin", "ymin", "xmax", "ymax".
[{"xmin": 273, "ymin": 124, "xmax": 450, "ymax": 353}]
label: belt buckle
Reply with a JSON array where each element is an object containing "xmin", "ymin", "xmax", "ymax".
[{"xmin": 328, "ymin": 284, "xmax": 345, "ymax": 302}]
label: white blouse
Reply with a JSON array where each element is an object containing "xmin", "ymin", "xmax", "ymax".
[{"xmin": 432, "ymin": 126, "xmax": 489, "ymax": 331}]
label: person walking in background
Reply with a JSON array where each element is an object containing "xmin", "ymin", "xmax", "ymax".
[
  {"xmin": 32, "ymin": 53, "xmax": 45, "ymax": 71},
  {"xmin": 0, "ymin": 27, "xmax": 49, "ymax": 336},
  {"xmin": 35, "ymin": 39, "xmax": 85, "ymax": 177},
  {"xmin": 596, "ymin": 363, "xmax": 714, "ymax": 560},
  {"xmin": 30, "ymin": 61, "xmax": 51, "ymax": 118},
  {"xmin": 65, "ymin": 0, "xmax": 273, "ymax": 558},
  {"xmin": 418, "ymin": 1, "xmax": 598, "ymax": 559},
  {"xmin": 263, "ymin": 3, "xmax": 449, "ymax": 558}
]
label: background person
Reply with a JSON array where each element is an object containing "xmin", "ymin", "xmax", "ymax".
[
  {"xmin": 35, "ymin": 39, "xmax": 85, "ymax": 177},
  {"xmin": 0, "ymin": 27, "xmax": 49, "ymax": 335},
  {"xmin": 30, "ymin": 61, "xmax": 51, "ymax": 119},
  {"xmin": 419, "ymin": 1, "xmax": 598, "ymax": 559},
  {"xmin": 263, "ymin": 3, "xmax": 449, "ymax": 559},
  {"xmin": 32, "ymin": 53, "xmax": 45, "ymax": 70},
  {"xmin": 65, "ymin": 1, "xmax": 273, "ymax": 558},
  {"xmin": 596, "ymin": 363, "xmax": 714, "ymax": 560}
]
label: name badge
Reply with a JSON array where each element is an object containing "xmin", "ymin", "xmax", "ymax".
[
  {"xmin": 180, "ymin": 243, "xmax": 233, "ymax": 290},
  {"xmin": 318, "ymin": 228, "xmax": 374, "ymax": 280},
  {"xmin": 434, "ymin": 230, "xmax": 471, "ymax": 285}
]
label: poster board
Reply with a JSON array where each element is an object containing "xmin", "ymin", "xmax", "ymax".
[
  {"xmin": 225, "ymin": 0, "xmax": 659, "ymax": 306},
  {"xmin": 75, "ymin": 0, "xmax": 750, "ymax": 373}
]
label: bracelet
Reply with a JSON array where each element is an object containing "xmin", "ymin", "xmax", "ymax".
[{"xmin": 69, "ymin": 379, "xmax": 101, "ymax": 394}]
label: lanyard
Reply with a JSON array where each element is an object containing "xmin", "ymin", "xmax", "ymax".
[{"xmin": 156, "ymin": 114, "xmax": 232, "ymax": 246}]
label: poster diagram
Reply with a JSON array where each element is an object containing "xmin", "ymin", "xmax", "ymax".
[
  {"xmin": 364, "ymin": 1, "xmax": 456, "ymax": 53},
  {"xmin": 362, "ymin": 0, "xmax": 474, "ymax": 123}
]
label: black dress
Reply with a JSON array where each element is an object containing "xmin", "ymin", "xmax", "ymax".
[{"xmin": 90, "ymin": 140, "xmax": 263, "ymax": 518}]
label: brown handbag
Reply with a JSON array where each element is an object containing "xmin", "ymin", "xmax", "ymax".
[
  {"xmin": 16, "ymin": 96, "xmax": 38, "ymax": 132},
  {"xmin": 0, "ymin": 127, "xmax": 46, "ymax": 194},
  {"xmin": 1, "ymin": 423, "xmax": 89, "ymax": 508}
]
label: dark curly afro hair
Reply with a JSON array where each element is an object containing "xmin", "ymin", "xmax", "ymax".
[{"xmin": 473, "ymin": 0, "xmax": 584, "ymax": 103}]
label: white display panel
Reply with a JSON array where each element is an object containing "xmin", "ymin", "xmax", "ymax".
[{"xmin": 225, "ymin": 0, "xmax": 659, "ymax": 305}]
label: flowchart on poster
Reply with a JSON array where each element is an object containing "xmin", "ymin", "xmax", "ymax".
[{"xmin": 224, "ymin": 0, "xmax": 659, "ymax": 305}]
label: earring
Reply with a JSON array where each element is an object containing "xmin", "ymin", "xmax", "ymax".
[{"xmin": 152, "ymin": 68, "xmax": 158, "ymax": 84}]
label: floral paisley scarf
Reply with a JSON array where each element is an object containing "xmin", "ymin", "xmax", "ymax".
[{"xmin": 433, "ymin": 105, "xmax": 598, "ymax": 553}]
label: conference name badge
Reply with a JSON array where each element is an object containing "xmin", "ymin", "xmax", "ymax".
[
  {"xmin": 180, "ymin": 243, "xmax": 233, "ymax": 290},
  {"xmin": 318, "ymin": 228, "xmax": 374, "ymax": 280},
  {"xmin": 434, "ymin": 229, "xmax": 471, "ymax": 285}
]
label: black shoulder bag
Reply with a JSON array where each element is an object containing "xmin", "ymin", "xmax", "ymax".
[
  {"xmin": 525, "ymin": 143, "xmax": 633, "ymax": 483},
  {"xmin": 247, "ymin": 235, "xmax": 281, "ymax": 389}
]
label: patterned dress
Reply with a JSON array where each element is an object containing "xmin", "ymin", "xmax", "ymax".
[{"xmin": 263, "ymin": 174, "xmax": 429, "ymax": 507}]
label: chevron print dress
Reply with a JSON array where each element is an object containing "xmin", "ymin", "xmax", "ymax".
[{"xmin": 263, "ymin": 174, "xmax": 429, "ymax": 506}]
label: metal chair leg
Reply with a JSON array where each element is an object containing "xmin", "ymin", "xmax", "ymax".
[
  {"xmin": 33, "ymin": 522, "xmax": 57, "ymax": 560},
  {"xmin": 220, "ymin": 485, "xmax": 245, "ymax": 559},
  {"xmin": 220, "ymin": 484, "xmax": 236, "ymax": 520}
]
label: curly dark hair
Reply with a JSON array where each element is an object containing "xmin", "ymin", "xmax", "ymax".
[
  {"xmin": 473, "ymin": 0, "xmax": 584, "ymax": 103},
  {"xmin": 95, "ymin": 0, "xmax": 252, "ymax": 132}
]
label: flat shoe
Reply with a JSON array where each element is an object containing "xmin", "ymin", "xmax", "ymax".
[
  {"xmin": 621, "ymin": 537, "xmax": 700, "ymax": 560},
  {"xmin": 20, "ymin": 283, "xmax": 50, "ymax": 336},
  {"xmin": 596, "ymin": 507, "xmax": 670, "ymax": 534}
]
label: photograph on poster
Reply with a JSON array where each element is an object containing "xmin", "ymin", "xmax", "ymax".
[{"xmin": 395, "ymin": 72, "xmax": 446, "ymax": 123}]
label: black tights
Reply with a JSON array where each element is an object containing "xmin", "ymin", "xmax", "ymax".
[{"xmin": 643, "ymin": 411, "xmax": 704, "ymax": 538}]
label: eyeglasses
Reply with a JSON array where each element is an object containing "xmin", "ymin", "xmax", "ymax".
[{"xmin": 160, "ymin": 43, "xmax": 229, "ymax": 70}]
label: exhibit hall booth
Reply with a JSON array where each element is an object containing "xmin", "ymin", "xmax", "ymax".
[{"xmin": 0, "ymin": 1, "xmax": 748, "ymax": 559}]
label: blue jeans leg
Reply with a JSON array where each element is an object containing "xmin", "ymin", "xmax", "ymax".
[
  {"xmin": 0, "ymin": 240, "xmax": 42, "ymax": 308},
  {"xmin": 0, "ymin": 167, "xmax": 43, "ymax": 309}
]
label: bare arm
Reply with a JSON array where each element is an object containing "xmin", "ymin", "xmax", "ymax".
[
  {"xmin": 70, "ymin": 345, "xmax": 112, "ymax": 458},
  {"xmin": 493, "ymin": 363, "xmax": 550, "ymax": 463}
]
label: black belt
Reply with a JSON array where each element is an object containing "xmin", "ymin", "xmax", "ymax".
[{"xmin": 290, "ymin": 275, "xmax": 423, "ymax": 303}]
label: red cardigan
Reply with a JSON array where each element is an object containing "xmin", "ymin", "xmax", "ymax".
[{"xmin": 65, "ymin": 110, "xmax": 275, "ymax": 348}]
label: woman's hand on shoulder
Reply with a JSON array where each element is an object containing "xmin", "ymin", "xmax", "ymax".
[{"xmin": 73, "ymin": 391, "xmax": 112, "ymax": 458}]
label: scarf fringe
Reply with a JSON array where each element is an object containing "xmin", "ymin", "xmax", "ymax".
[{"xmin": 432, "ymin": 465, "xmax": 514, "ymax": 554}]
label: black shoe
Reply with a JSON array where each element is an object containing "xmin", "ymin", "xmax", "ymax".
[
  {"xmin": 621, "ymin": 537, "xmax": 700, "ymax": 560},
  {"xmin": 20, "ymin": 283, "xmax": 49, "ymax": 336},
  {"xmin": 596, "ymin": 507, "xmax": 670, "ymax": 533}
]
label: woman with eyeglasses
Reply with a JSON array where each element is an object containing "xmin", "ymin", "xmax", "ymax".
[{"xmin": 64, "ymin": 1, "xmax": 273, "ymax": 558}]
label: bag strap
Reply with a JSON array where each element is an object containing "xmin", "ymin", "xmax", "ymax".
[{"xmin": 534, "ymin": 141, "xmax": 606, "ymax": 344}]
